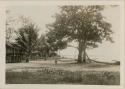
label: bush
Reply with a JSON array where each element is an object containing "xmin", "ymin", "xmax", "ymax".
[{"xmin": 49, "ymin": 53, "xmax": 58, "ymax": 57}]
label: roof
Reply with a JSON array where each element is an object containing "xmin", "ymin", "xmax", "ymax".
[
  {"xmin": 6, "ymin": 41, "xmax": 13, "ymax": 47},
  {"xmin": 6, "ymin": 41, "xmax": 15, "ymax": 48},
  {"xmin": 6, "ymin": 41, "xmax": 21, "ymax": 50}
]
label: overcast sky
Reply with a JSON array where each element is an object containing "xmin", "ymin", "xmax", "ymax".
[{"xmin": 7, "ymin": 5, "xmax": 121, "ymax": 62}]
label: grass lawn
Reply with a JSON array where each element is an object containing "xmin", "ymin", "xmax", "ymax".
[
  {"xmin": 6, "ymin": 70, "xmax": 120, "ymax": 85},
  {"xmin": 6, "ymin": 60, "xmax": 120, "ymax": 85}
]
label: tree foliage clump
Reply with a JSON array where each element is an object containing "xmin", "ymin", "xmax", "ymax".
[{"xmin": 15, "ymin": 23, "xmax": 39, "ymax": 61}]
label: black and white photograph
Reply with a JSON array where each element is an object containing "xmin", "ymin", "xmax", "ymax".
[{"xmin": 0, "ymin": 0, "xmax": 124, "ymax": 89}]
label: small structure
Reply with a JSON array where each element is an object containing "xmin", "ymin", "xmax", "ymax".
[{"xmin": 6, "ymin": 42, "xmax": 26, "ymax": 63}]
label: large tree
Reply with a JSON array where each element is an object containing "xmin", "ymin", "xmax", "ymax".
[
  {"xmin": 15, "ymin": 23, "xmax": 39, "ymax": 62},
  {"xmin": 47, "ymin": 5, "xmax": 114, "ymax": 63},
  {"xmin": 36, "ymin": 34, "xmax": 50, "ymax": 60}
]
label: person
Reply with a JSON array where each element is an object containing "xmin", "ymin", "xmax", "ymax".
[
  {"xmin": 26, "ymin": 56, "xmax": 29, "ymax": 62},
  {"xmin": 55, "ymin": 58, "xmax": 57, "ymax": 65},
  {"xmin": 55, "ymin": 55, "xmax": 60, "ymax": 65}
]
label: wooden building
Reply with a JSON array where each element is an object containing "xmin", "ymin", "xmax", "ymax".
[{"xmin": 6, "ymin": 42, "xmax": 26, "ymax": 63}]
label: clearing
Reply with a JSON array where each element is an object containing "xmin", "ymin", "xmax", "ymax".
[{"xmin": 6, "ymin": 59, "xmax": 120, "ymax": 72}]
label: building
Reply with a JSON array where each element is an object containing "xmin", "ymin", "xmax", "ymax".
[{"xmin": 6, "ymin": 42, "xmax": 26, "ymax": 63}]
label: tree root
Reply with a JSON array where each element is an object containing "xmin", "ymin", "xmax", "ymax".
[{"xmin": 83, "ymin": 52, "xmax": 115, "ymax": 65}]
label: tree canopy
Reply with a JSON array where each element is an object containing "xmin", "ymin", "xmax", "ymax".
[
  {"xmin": 15, "ymin": 23, "xmax": 39, "ymax": 60},
  {"xmin": 47, "ymin": 5, "xmax": 114, "ymax": 63}
]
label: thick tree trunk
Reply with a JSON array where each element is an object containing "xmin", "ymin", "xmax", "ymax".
[
  {"xmin": 78, "ymin": 42, "xmax": 84, "ymax": 63},
  {"xmin": 77, "ymin": 40, "xmax": 87, "ymax": 63}
]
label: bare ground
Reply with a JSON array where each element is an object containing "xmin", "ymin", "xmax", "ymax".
[{"xmin": 6, "ymin": 59, "xmax": 120, "ymax": 72}]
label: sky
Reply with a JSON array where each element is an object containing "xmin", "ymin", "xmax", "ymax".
[{"xmin": 7, "ymin": 5, "xmax": 121, "ymax": 62}]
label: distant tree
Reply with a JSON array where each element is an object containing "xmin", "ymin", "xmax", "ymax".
[
  {"xmin": 36, "ymin": 33, "xmax": 66, "ymax": 60},
  {"xmin": 36, "ymin": 34, "xmax": 50, "ymax": 60},
  {"xmin": 6, "ymin": 10, "xmax": 32, "ymax": 42},
  {"xmin": 47, "ymin": 5, "xmax": 114, "ymax": 63},
  {"xmin": 15, "ymin": 23, "xmax": 39, "ymax": 62},
  {"xmin": 6, "ymin": 10, "xmax": 16, "ymax": 42}
]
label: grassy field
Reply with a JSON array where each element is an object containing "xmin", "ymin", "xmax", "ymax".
[
  {"xmin": 6, "ymin": 59, "xmax": 120, "ymax": 85},
  {"xmin": 6, "ymin": 70, "xmax": 120, "ymax": 85}
]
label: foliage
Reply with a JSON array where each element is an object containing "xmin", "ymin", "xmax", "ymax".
[
  {"xmin": 36, "ymin": 33, "xmax": 67, "ymax": 59},
  {"xmin": 6, "ymin": 10, "xmax": 16, "ymax": 42},
  {"xmin": 6, "ymin": 10, "xmax": 32, "ymax": 42},
  {"xmin": 46, "ymin": 31, "xmax": 68, "ymax": 51},
  {"xmin": 47, "ymin": 5, "xmax": 114, "ymax": 63},
  {"xmin": 36, "ymin": 34, "xmax": 50, "ymax": 58},
  {"xmin": 15, "ymin": 23, "xmax": 39, "ymax": 58}
]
